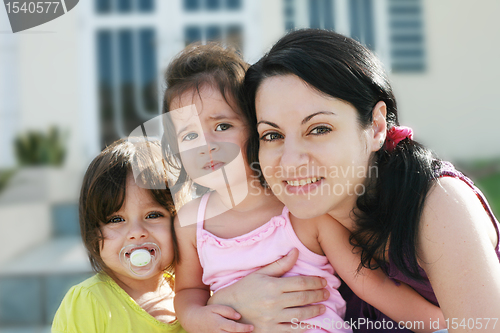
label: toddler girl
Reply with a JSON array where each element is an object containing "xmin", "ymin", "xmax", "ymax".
[
  {"xmin": 163, "ymin": 43, "xmax": 445, "ymax": 333},
  {"xmin": 52, "ymin": 139, "xmax": 186, "ymax": 333}
]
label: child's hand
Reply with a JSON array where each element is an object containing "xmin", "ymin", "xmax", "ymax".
[{"xmin": 189, "ymin": 304, "xmax": 254, "ymax": 333}]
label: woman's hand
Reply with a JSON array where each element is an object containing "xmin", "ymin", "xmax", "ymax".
[{"xmin": 208, "ymin": 248, "xmax": 329, "ymax": 333}]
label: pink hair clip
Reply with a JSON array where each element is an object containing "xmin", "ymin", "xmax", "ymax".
[{"xmin": 384, "ymin": 126, "xmax": 413, "ymax": 152}]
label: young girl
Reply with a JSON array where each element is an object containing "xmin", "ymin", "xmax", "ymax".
[
  {"xmin": 162, "ymin": 43, "xmax": 446, "ymax": 333},
  {"xmin": 52, "ymin": 139, "xmax": 186, "ymax": 333}
]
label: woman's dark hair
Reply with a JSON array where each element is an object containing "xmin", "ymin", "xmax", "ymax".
[
  {"xmin": 162, "ymin": 42, "xmax": 250, "ymax": 197},
  {"xmin": 243, "ymin": 28, "xmax": 441, "ymax": 280},
  {"xmin": 79, "ymin": 138, "xmax": 179, "ymax": 283}
]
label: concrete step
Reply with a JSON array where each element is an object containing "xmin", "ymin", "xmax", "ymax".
[
  {"xmin": 0, "ymin": 326, "xmax": 51, "ymax": 333},
  {"xmin": 0, "ymin": 237, "xmax": 92, "ymax": 327}
]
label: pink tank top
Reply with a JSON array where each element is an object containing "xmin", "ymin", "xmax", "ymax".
[{"xmin": 196, "ymin": 193, "xmax": 352, "ymax": 332}]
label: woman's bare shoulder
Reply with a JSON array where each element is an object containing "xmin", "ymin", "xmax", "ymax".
[
  {"xmin": 418, "ymin": 176, "xmax": 500, "ymax": 320},
  {"xmin": 421, "ymin": 176, "xmax": 497, "ymax": 248}
]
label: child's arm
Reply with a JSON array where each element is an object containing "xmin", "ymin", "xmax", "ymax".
[
  {"xmin": 174, "ymin": 203, "xmax": 254, "ymax": 333},
  {"xmin": 316, "ymin": 215, "xmax": 446, "ymax": 333}
]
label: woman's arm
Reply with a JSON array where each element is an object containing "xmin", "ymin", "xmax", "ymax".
[
  {"xmin": 317, "ymin": 215, "xmax": 446, "ymax": 333},
  {"xmin": 174, "ymin": 208, "xmax": 254, "ymax": 333},
  {"xmin": 208, "ymin": 248, "xmax": 330, "ymax": 333},
  {"xmin": 418, "ymin": 177, "xmax": 500, "ymax": 333}
]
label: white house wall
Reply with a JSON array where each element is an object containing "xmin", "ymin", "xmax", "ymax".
[{"xmin": 390, "ymin": 0, "xmax": 500, "ymax": 161}]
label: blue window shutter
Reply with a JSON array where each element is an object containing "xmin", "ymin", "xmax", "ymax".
[{"xmin": 389, "ymin": 0, "xmax": 425, "ymax": 72}]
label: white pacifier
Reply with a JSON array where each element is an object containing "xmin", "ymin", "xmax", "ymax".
[{"xmin": 119, "ymin": 242, "xmax": 161, "ymax": 277}]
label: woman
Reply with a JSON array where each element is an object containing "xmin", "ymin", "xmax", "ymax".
[{"xmin": 210, "ymin": 29, "xmax": 500, "ymax": 332}]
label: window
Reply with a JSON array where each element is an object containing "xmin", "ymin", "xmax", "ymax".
[
  {"xmin": 350, "ymin": 0, "xmax": 375, "ymax": 49},
  {"xmin": 94, "ymin": 0, "xmax": 159, "ymax": 147},
  {"xmin": 284, "ymin": 0, "xmax": 295, "ymax": 31},
  {"xmin": 389, "ymin": 0, "xmax": 425, "ymax": 72},
  {"xmin": 289, "ymin": 0, "xmax": 425, "ymax": 72},
  {"xmin": 183, "ymin": 0, "xmax": 241, "ymax": 11},
  {"xmin": 207, "ymin": 0, "xmax": 221, "ymax": 11},
  {"xmin": 96, "ymin": 0, "xmax": 154, "ymax": 13},
  {"xmin": 309, "ymin": 0, "xmax": 334, "ymax": 30},
  {"xmin": 184, "ymin": 25, "xmax": 244, "ymax": 52},
  {"xmin": 182, "ymin": 0, "xmax": 245, "ymax": 52},
  {"xmin": 185, "ymin": 26, "xmax": 202, "ymax": 45},
  {"xmin": 226, "ymin": 0, "xmax": 241, "ymax": 10},
  {"xmin": 184, "ymin": 0, "xmax": 201, "ymax": 11}
]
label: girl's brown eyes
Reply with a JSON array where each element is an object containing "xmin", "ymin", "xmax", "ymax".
[
  {"xmin": 107, "ymin": 216, "xmax": 124, "ymax": 224},
  {"xmin": 215, "ymin": 123, "xmax": 232, "ymax": 131},
  {"xmin": 105, "ymin": 212, "xmax": 163, "ymax": 224},
  {"xmin": 146, "ymin": 212, "xmax": 164, "ymax": 219}
]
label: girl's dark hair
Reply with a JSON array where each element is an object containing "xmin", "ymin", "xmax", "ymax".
[
  {"xmin": 79, "ymin": 138, "xmax": 179, "ymax": 283},
  {"xmin": 162, "ymin": 42, "xmax": 249, "ymax": 196},
  {"xmin": 243, "ymin": 28, "xmax": 441, "ymax": 280}
]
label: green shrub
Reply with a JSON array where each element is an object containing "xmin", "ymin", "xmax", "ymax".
[
  {"xmin": 14, "ymin": 127, "xmax": 68, "ymax": 166},
  {"xmin": 475, "ymin": 173, "xmax": 500, "ymax": 218},
  {"xmin": 0, "ymin": 169, "xmax": 16, "ymax": 195}
]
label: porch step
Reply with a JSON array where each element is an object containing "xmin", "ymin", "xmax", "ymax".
[{"xmin": 0, "ymin": 237, "xmax": 92, "ymax": 327}]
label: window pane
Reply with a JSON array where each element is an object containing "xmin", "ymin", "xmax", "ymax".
[
  {"xmin": 207, "ymin": 0, "xmax": 221, "ymax": 11},
  {"xmin": 206, "ymin": 26, "xmax": 222, "ymax": 41},
  {"xmin": 97, "ymin": 30, "xmax": 115, "ymax": 147},
  {"xmin": 139, "ymin": 29, "xmax": 158, "ymax": 111},
  {"xmin": 226, "ymin": 0, "xmax": 241, "ymax": 10},
  {"xmin": 390, "ymin": 5, "xmax": 421, "ymax": 15},
  {"xmin": 324, "ymin": 0, "xmax": 334, "ymax": 31},
  {"xmin": 118, "ymin": 30, "xmax": 134, "ymax": 83},
  {"xmin": 96, "ymin": 0, "xmax": 111, "ymax": 13},
  {"xmin": 118, "ymin": 0, "xmax": 133, "ymax": 13},
  {"xmin": 185, "ymin": 26, "xmax": 202, "ymax": 45},
  {"xmin": 284, "ymin": 0, "xmax": 295, "ymax": 31},
  {"xmin": 118, "ymin": 30, "xmax": 139, "ymax": 140},
  {"xmin": 184, "ymin": 0, "xmax": 200, "ymax": 11},
  {"xmin": 309, "ymin": 0, "xmax": 320, "ymax": 29},
  {"xmin": 350, "ymin": 0, "xmax": 375, "ymax": 49},
  {"xmin": 227, "ymin": 25, "xmax": 243, "ymax": 54},
  {"xmin": 138, "ymin": 0, "xmax": 154, "ymax": 12}
]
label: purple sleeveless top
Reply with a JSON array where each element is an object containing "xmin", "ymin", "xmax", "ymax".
[{"xmin": 340, "ymin": 161, "xmax": 500, "ymax": 332}]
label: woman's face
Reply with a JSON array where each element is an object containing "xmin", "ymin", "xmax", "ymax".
[{"xmin": 255, "ymin": 74, "xmax": 385, "ymax": 219}]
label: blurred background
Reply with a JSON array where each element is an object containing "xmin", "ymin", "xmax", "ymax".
[{"xmin": 0, "ymin": 0, "xmax": 499, "ymax": 331}]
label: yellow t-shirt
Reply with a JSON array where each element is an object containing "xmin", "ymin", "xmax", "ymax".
[{"xmin": 52, "ymin": 273, "xmax": 186, "ymax": 333}]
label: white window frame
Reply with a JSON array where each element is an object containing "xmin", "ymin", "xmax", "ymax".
[{"xmin": 79, "ymin": 0, "xmax": 166, "ymax": 157}]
